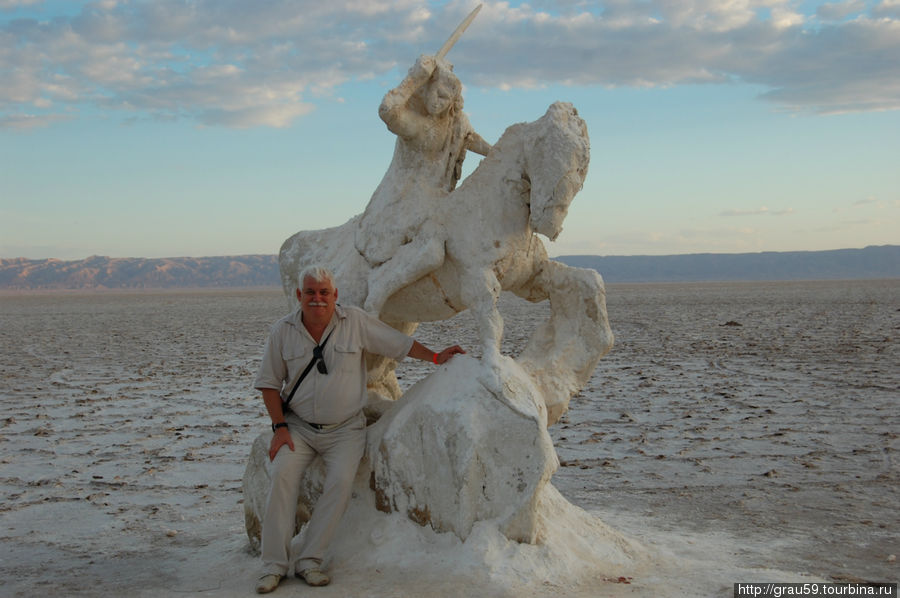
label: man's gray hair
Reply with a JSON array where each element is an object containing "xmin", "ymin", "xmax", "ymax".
[{"xmin": 298, "ymin": 264, "xmax": 335, "ymax": 288}]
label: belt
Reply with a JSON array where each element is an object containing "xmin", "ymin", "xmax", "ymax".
[
  {"xmin": 301, "ymin": 412, "xmax": 360, "ymax": 432},
  {"xmin": 306, "ymin": 421, "xmax": 334, "ymax": 431}
]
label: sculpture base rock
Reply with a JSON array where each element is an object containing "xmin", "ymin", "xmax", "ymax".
[
  {"xmin": 368, "ymin": 355, "xmax": 555, "ymax": 543},
  {"xmin": 243, "ymin": 355, "xmax": 647, "ymax": 582}
]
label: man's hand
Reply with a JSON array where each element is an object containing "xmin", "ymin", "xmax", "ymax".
[
  {"xmin": 408, "ymin": 340, "xmax": 466, "ymax": 364},
  {"xmin": 268, "ymin": 427, "xmax": 294, "ymax": 461},
  {"xmin": 435, "ymin": 345, "xmax": 466, "ymax": 364}
]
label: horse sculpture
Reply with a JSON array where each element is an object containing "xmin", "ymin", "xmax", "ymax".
[{"xmin": 279, "ymin": 101, "xmax": 613, "ymax": 424}]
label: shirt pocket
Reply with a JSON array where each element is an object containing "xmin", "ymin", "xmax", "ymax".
[
  {"xmin": 332, "ymin": 343, "xmax": 362, "ymax": 374},
  {"xmin": 282, "ymin": 347, "xmax": 310, "ymax": 381}
]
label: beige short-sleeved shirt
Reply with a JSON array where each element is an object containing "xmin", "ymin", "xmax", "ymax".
[{"xmin": 254, "ymin": 304, "xmax": 413, "ymax": 425}]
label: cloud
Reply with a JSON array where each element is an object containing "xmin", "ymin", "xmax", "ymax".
[
  {"xmin": 720, "ymin": 206, "xmax": 771, "ymax": 216},
  {"xmin": 874, "ymin": 0, "xmax": 900, "ymax": 19},
  {"xmin": 0, "ymin": 0, "xmax": 42, "ymax": 11},
  {"xmin": 816, "ymin": 0, "xmax": 867, "ymax": 22},
  {"xmin": 720, "ymin": 206, "xmax": 795, "ymax": 217},
  {"xmin": 459, "ymin": 2, "xmax": 900, "ymax": 113},
  {"xmin": 0, "ymin": 111, "xmax": 72, "ymax": 129},
  {"xmin": 849, "ymin": 196, "xmax": 898, "ymax": 210},
  {"xmin": 750, "ymin": 17, "xmax": 900, "ymax": 113},
  {"xmin": 593, "ymin": 224, "xmax": 776, "ymax": 254},
  {"xmin": 0, "ymin": 0, "xmax": 410, "ymax": 128},
  {"xmin": 812, "ymin": 218, "xmax": 878, "ymax": 232},
  {"xmin": 198, "ymin": 103, "xmax": 316, "ymax": 129},
  {"xmin": 1, "ymin": 0, "xmax": 898, "ymax": 129}
]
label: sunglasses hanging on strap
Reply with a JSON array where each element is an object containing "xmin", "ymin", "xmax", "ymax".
[{"xmin": 281, "ymin": 329, "xmax": 334, "ymax": 416}]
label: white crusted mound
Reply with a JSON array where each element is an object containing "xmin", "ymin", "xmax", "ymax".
[
  {"xmin": 243, "ymin": 355, "xmax": 647, "ymax": 586},
  {"xmin": 368, "ymin": 355, "xmax": 556, "ymax": 543}
]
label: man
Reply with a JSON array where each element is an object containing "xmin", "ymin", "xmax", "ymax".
[{"xmin": 253, "ymin": 265, "xmax": 464, "ymax": 594}]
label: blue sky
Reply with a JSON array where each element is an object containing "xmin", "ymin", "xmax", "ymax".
[{"xmin": 1, "ymin": 0, "xmax": 898, "ymax": 259}]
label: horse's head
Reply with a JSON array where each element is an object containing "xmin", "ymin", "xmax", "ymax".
[{"xmin": 524, "ymin": 102, "xmax": 590, "ymax": 241}]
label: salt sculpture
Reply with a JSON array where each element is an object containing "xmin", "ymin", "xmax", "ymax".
[
  {"xmin": 248, "ymin": 103, "xmax": 614, "ymax": 533},
  {"xmin": 245, "ymin": 8, "xmax": 628, "ymax": 581},
  {"xmin": 277, "ymin": 101, "xmax": 609, "ymax": 423}
]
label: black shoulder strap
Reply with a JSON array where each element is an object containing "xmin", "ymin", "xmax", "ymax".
[{"xmin": 283, "ymin": 329, "xmax": 334, "ymax": 408}]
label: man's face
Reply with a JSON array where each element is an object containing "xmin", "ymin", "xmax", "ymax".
[{"xmin": 296, "ymin": 275, "xmax": 337, "ymax": 326}]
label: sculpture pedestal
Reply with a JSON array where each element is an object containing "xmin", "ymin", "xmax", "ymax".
[
  {"xmin": 243, "ymin": 355, "xmax": 646, "ymax": 582},
  {"xmin": 369, "ymin": 355, "xmax": 555, "ymax": 543}
]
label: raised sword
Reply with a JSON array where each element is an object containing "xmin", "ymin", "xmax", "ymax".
[{"xmin": 435, "ymin": 3, "xmax": 482, "ymax": 60}]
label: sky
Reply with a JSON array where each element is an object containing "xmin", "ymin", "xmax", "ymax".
[{"xmin": 1, "ymin": 0, "xmax": 898, "ymax": 260}]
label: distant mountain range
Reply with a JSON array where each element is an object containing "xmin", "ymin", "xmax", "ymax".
[
  {"xmin": 557, "ymin": 245, "xmax": 900, "ymax": 283},
  {"xmin": 0, "ymin": 246, "xmax": 897, "ymax": 290},
  {"xmin": 0, "ymin": 255, "xmax": 280, "ymax": 290}
]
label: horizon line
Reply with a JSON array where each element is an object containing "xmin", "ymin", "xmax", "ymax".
[{"xmin": 1, "ymin": 244, "xmax": 896, "ymax": 263}]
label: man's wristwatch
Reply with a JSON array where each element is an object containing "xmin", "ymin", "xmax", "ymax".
[{"xmin": 272, "ymin": 422, "xmax": 288, "ymax": 432}]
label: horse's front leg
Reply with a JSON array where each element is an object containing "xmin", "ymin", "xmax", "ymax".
[
  {"xmin": 460, "ymin": 267, "xmax": 504, "ymax": 394},
  {"xmin": 363, "ymin": 236, "xmax": 446, "ymax": 316},
  {"xmin": 517, "ymin": 259, "xmax": 614, "ymax": 425}
]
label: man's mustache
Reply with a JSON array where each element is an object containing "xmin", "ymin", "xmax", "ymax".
[{"xmin": 308, "ymin": 301, "xmax": 328, "ymax": 307}]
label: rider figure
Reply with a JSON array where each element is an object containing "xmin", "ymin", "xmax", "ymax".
[{"xmin": 355, "ymin": 55, "xmax": 491, "ymax": 314}]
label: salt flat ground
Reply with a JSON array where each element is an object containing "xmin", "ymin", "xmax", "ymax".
[{"xmin": 0, "ymin": 280, "xmax": 896, "ymax": 596}]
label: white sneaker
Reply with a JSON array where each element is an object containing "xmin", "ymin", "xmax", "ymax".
[
  {"xmin": 255, "ymin": 573, "xmax": 283, "ymax": 594},
  {"xmin": 297, "ymin": 567, "xmax": 330, "ymax": 587}
]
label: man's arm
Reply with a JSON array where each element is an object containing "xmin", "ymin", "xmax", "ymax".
[
  {"xmin": 262, "ymin": 387, "xmax": 294, "ymax": 461},
  {"xmin": 407, "ymin": 340, "xmax": 465, "ymax": 365}
]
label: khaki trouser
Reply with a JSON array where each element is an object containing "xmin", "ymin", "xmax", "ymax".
[{"xmin": 260, "ymin": 411, "xmax": 366, "ymax": 575}]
